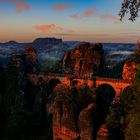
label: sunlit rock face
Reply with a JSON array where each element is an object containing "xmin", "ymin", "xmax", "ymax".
[
  {"xmin": 71, "ymin": 43, "xmax": 90, "ymax": 76},
  {"xmin": 82, "ymin": 43, "xmax": 104, "ymax": 76},
  {"xmin": 63, "ymin": 43, "xmax": 104, "ymax": 77},
  {"xmin": 122, "ymin": 60, "xmax": 136, "ymax": 81}
]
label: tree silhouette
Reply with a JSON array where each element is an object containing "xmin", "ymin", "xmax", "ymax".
[{"xmin": 119, "ymin": 0, "xmax": 140, "ymax": 21}]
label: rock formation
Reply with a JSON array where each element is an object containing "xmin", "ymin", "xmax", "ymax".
[
  {"xmin": 78, "ymin": 103, "xmax": 95, "ymax": 140},
  {"xmin": 122, "ymin": 60, "xmax": 136, "ymax": 81},
  {"xmin": 82, "ymin": 43, "xmax": 104, "ymax": 76},
  {"xmin": 52, "ymin": 84, "xmax": 80, "ymax": 140},
  {"xmin": 63, "ymin": 43, "xmax": 104, "ymax": 77},
  {"xmin": 96, "ymin": 124, "xmax": 109, "ymax": 140},
  {"xmin": 61, "ymin": 98, "xmax": 79, "ymax": 140}
]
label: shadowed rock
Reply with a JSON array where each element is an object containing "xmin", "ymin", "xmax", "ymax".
[
  {"xmin": 96, "ymin": 124, "xmax": 109, "ymax": 140},
  {"xmin": 61, "ymin": 97, "xmax": 79, "ymax": 140},
  {"xmin": 52, "ymin": 83, "xmax": 80, "ymax": 140},
  {"xmin": 78, "ymin": 103, "xmax": 95, "ymax": 140}
]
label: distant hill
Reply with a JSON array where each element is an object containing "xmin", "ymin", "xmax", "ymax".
[{"xmin": 0, "ymin": 37, "xmax": 137, "ymax": 77}]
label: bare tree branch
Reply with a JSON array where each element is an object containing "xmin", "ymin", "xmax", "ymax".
[{"xmin": 119, "ymin": 0, "xmax": 140, "ymax": 21}]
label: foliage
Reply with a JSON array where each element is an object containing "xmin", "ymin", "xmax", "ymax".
[
  {"xmin": 5, "ymin": 58, "xmax": 19, "ymax": 109},
  {"xmin": 105, "ymin": 49, "xmax": 140, "ymax": 139},
  {"xmin": 2, "ymin": 109, "xmax": 40, "ymax": 140},
  {"xmin": 119, "ymin": 0, "xmax": 140, "ymax": 21},
  {"xmin": 120, "ymin": 86, "xmax": 137, "ymax": 113},
  {"xmin": 73, "ymin": 86, "xmax": 94, "ymax": 110},
  {"xmin": 134, "ymin": 51, "xmax": 140, "ymax": 63},
  {"xmin": 119, "ymin": 61, "xmax": 140, "ymax": 140},
  {"xmin": 123, "ymin": 67, "xmax": 140, "ymax": 140},
  {"xmin": 102, "ymin": 61, "xmax": 125, "ymax": 78},
  {"xmin": 106, "ymin": 101, "xmax": 123, "ymax": 128},
  {"xmin": 125, "ymin": 107, "xmax": 140, "ymax": 140}
]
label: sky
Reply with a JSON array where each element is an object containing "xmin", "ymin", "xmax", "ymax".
[{"xmin": 0, "ymin": 0, "xmax": 140, "ymax": 43}]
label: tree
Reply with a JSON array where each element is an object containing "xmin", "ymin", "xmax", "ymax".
[
  {"xmin": 119, "ymin": 0, "xmax": 140, "ymax": 21},
  {"xmin": 5, "ymin": 57, "xmax": 19, "ymax": 110},
  {"xmin": 123, "ymin": 71, "xmax": 140, "ymax": 140}
]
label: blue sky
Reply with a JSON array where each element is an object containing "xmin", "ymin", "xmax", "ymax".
[{"xmin": 0, "ymin": 0, "xmax": 140, "ymax": 43}]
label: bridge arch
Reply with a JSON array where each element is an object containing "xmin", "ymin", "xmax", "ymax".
[
  {"xmin": 122, "ymin": 86, "xmax": 133, "ymax": 94},
  {"xmin": 47, "ymin": 78, "xmax": 61, "ymax": 96},
  {"xmin": 96, "ymin": 84, "xmax": 116, "ymax": 103},
  {"xmin": 95, "ymin": 77, "xmax": 132, "ymax": 96},
  {"xmin": 48, "ymin": 78, "xmax": 61, "ymax": 88},
  {"xmin": 120, "ymin": 86, "xmax": 134, "ymax": 110}
]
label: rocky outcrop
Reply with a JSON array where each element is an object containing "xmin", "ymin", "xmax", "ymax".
[
  {"xmin": 52, "ymin": 84, "xmax": 80, "ymax": 140},
  {"xmin": 50, "ymin": 83, "xmax": 101, "ymax": 140},
  {"xmin": 96, "ymin": 124, "xmax": 109, "ymax": 140},
  {"xmin": 122, "ymin": 60, "xmax": 136, "ymax": 81},
  {"xmin": 63, "ymin": 43, "xmax": 104, "ymax": 77},
  {"xmin": 61, "ymin": 98, "xmax": 79, "ymax": 140},
  {"xmin": 82, "ymin": 43, "xmax": 104, "ymax": 76},
  {"xmin": 78, "ymin": 103, "xmax": 94, "ymax": 140}
]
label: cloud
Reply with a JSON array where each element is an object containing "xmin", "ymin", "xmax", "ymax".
[
  {"xmin": 100, "ymin": 13, "xmax": 120, "ymax": 23},
  {"xmin": 0, "ymin": 0, "xmax": 30, "ymax": 12},
  {"xmin": 33, "ymin": 24, "xmax": 56, "ymax": 32},
  {"xmin": 53, "ymin": 3, "xmax": 72, "ymax": 11},
  {"xmin": 83, "ymin": 8, "xmax": 96, "ymax": 17},
  {"xmin": 69, "ymin": 8, "xmax": 96, "ymax": 19},
  {"xmin": 15, "ymin": 0, "xmax": 30, "ymax": 12},
  {"xmin": 33, "ymin": 24, "xmax": 76, "ymax": 33},
  {"xmin": 69, "ymin": 14, "xmax": 82, "ymax": 19},
  {"xmin": 69, "ymin": 8, "xmax": 119, "ymax": 24}
]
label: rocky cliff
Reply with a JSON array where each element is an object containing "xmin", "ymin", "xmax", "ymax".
[
  {"xmin": 63, "ymin": 43, "xmax": 104, "ymax": 77},
  {"xmin": 122, "ymin": 60, "xmax": 136, "ymax": 81}
]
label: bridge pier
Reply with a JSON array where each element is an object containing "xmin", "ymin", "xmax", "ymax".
[{"xmin": 115, "ymin": 88, "xmax": 123, "ymax": 98}]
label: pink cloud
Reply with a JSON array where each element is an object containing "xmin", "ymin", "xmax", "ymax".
[
  {"xmin": 69, "ymin": 8, "xmax": 96, "ymax": 19},
  {"xmin": 69, "ymin": 9, "xmax": 119, "ymax": 23},
  {"xmin": 15, "ymin": 1, "xmax": 30, "ymax": 12},
  {"xmin": 33, "ymin": 24, "xmax": 56, "ymax": 32},
  {"xmin": 53, "ymin": 3, "xmax": 72, "ymax": 11},
  {"xmin": 83, "ymin": 8, "xmax": 96, "ymax": 17},
  {"xmin": 0, "ymin": 0, "xmax": 30, "ymax": 12},
  {"xmin": 33, "ymin": 24, "xmax": 76, "ymax": 33},
  {"xmin": 100, "ymin": 13, "xmax": 120, "ymax": 23}
]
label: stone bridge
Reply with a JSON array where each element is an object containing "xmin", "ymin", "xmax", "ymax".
[
  {"xmin": 46, "ymin": 73, "xmax": 132, "ymax": 97},
  {"xmin": 95, "ymin": 77, "xmax": 131, "ymax": 96}
]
